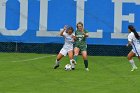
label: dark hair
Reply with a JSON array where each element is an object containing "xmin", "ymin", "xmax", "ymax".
[
  {"xmin": 128, "ymin": 25, "xmax": 140, "ymax": 40},
  {"xmin": 76, "ymin": 22, "xmax": 83, "ymax": 28},
  {"xmin": 67, "ymin": 27, "xmax": 74, "ymax": 33}
]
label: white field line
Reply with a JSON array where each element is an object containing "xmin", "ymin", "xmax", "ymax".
[{"xmin": 11, "ymin": 55, "xmax": 56, "ymax": 62}]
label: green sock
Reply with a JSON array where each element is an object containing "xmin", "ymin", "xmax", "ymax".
[
  {"xmin": 74, "ymin": 55, "xmax": 78, "ymax": 62},
  {"xmin": 84, "ymin": 60, "xmax": 88, "ymax": 68}
]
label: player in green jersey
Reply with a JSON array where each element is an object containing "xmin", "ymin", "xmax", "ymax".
[{"xmin": 74, "ymin": 22, "xmax": 89, "ymax": 71}]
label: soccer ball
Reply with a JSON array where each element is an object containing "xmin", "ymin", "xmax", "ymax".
[{"xmin": 64, "ymin": 64, "xmax": 72, "ymax": 71}]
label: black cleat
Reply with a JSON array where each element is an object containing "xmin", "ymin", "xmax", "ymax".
[
  {"xmin": 72, "ymin": 60, "xmax": 77, "ymax": 65},
  {"xmin": 72, "ymin": 68, "xmax": 75, "ymax": 70},
  {"xmin": 54, "ymin": 65, "xmax": 59, "ymax": 69}
]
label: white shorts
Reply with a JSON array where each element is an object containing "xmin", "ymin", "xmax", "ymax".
[
  {"xmin": 59, "ymin": 47, "xmax": 73, "ymax": 56},
  {"xmin": 132, "ymin": 49, "xmax": 140, "ymax": 56}
]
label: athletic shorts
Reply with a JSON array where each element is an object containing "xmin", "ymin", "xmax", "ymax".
[
  {"xmin": 132, "ymin": 49, "xmax": 140, "ymax": 56},
  {"xmin": 74, "ymin": 44, "xmax": 87, "ymax": 51},
  {"xmin": 59, "ymin": 47, "xmax": 73, "ymax": 56}
]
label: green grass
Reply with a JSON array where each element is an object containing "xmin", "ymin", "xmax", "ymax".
[{"xmin": 0, "ymin": 53, "xmax": 140, "ymax": 93}]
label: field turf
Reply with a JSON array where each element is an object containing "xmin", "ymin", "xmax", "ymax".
[{"xmin": 0, "ymin": 53, "xmax": 140, "ymax": 93}]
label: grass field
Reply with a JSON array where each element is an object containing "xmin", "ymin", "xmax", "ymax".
[{"xmin": 0, "ymin": 53, "xmax": 140, "ymax": 93}]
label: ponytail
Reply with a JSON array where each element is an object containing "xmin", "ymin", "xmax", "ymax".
[{"xmin": 128, "ymin": 25, "xmax": 140, "ymax": 40}]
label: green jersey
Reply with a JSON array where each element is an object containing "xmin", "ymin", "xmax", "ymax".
[
  {"xmin": 75, "ymin": 30, "xmax": 88, "ymax": 45},
  {"xmin": 74, "ymin": 30, "xmax": 88, "ymax": 51}
]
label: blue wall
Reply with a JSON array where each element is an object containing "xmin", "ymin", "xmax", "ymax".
[{"xmin": 0, "ymin": 0, "xmax": 140, "ymax": 45}]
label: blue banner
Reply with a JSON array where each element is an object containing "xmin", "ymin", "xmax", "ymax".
[{"xmin": 0, "ymin": 0, "xmax": 140, "ymax": 45}]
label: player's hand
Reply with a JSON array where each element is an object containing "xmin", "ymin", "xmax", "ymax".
[
  {"xmin": 126, "ymin": 44, "xmax": 129, "ymax": 47},
  {"xmin": 82, "ymin": 32, "xmax": 85, "ymax": 35},
  {"xmin": 63, "ymin": 25, "xmax": 68, "ymax": 31},
  {"xmin": 126, "ymin": 43, "xmax": 131, "ymax": 47},
  {"xmin": 72, "ymin": 35, "xmax": 76, "ymax": 40},
  {"xmin": 82, "ymin": 32, "xmax": 85, "ymax": 37},
  {"xmin": 126, "ymin": 42, "xmax": 132, "ymax": 47}
]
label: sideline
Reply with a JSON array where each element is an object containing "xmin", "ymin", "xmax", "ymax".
[{"xmin": 11, "ymin": 55, "xmax": 56, "ymax": 62}]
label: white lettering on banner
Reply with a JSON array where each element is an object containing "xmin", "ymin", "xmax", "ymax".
[
  {"xmin": 74, "ymin": 0, "xmax": 86, "ymax": 24},
  {"xmin": 37, "ymin": 0, "xmax": 103, "ymax": 38},
  {"xmin": 0, "ymin": 0, "xmax": 28, "ymax": 36},
  {"xmin": 1, "ymin": 0, "xmax": 139, "ymax": 38},
  {"xmin": 74, "ymin": 0, "xmax": 103, "ymax": 38},
  {"xmin": 111, "ymin": 0, "xmax": 140, "ymax": 39},
  {"xmin": 36, "ymin": 0, "xmax": 60, "ymax": 37}
]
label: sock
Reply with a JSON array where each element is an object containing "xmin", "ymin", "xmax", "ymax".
[
  {"xmin": 84, "ymin": 60, "xmax": 88, "ymax": 68},
  {"xmin": 55, "ymin": 59, "xmax": 60, "ymax": 66},
  {"xmin": 74, "ymin": 55, "xmax": 78, "ymax": 62},
  {"xmin": 129, "ymin": 59, "xmax": 137, "ymax": 68},
  {"xmin": 70, "ymin": 59, "xmax": 75, "ymax": 68}
]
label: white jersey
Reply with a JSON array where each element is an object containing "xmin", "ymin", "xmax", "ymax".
[
  {"xmin": 59, "ymin": 31, "xmax": 75, "ymax": 56},
  {"xmin": 62, "ymin": 31, "xmax": 75, "ymax": 49},
  {"xmin": 128, "ymin": 32, "xmax": 140, "ymax": 56}
]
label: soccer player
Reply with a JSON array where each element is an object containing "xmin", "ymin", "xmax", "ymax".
[
  {"xmin": 127, "ymin": 25, "xmax": 140, "ymax": 71},
  {"xmin": 74, "ymin": 22, "xmax": 89, "ymax": 71},
  {"xmin": 54, "ymin": 25, "xmax": 76, "ymax": 69}
]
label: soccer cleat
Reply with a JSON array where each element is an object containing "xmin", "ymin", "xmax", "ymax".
[
  {"xmin": 85, "ymin": 68, "xmax": 89, "ymax": 71},
  {"xmin": 72, "ymin": 68, "xmax": 75, "ymax": 70},
  {"xmin": 131, "ymin": 67, "xmax": 138, "ymax": 71},
  {"xmin": 54, "ymin": 65, "xmax": 59, "ymax": 69},
  {"xmin": 72, "ymin": 59, "xmax": 77, "ymax": 65}
]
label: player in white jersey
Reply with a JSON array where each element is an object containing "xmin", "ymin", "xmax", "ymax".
[
  {"xmin": 127, "ymin": 25, "xmax": 140, "ymax": 71},
  {"xmin": 54, "ymin": 25, "xmax": 76, "ymax": 69}
]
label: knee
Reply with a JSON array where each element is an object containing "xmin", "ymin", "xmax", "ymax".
[
  {"xmin": 74, "ymin": 48, "xmax": 79, "ymax": 55},
  {"xmin": 74, "ymin": 51, "xmax": 79, "ymax": 56}
]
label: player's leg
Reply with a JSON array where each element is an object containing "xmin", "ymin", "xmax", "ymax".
[
  {"xmin": 136, "ymin": 49, "xmax": 140, "ymax": 60},
  {"xmin": 138, "ymin": 56, "xmax": 140, "ymax": 60},
  {"xmin": 81, "ymin": 45, "xmax": 89, "ymax": 71},
  {"xmin": 54, "ymin": 53, "xmax": 64, "ymax": 69},
  {"xmin": 54, "ymin": 48, "xmax": 67, "ymax": 69},
  {"xmin": 127, "ymin": 50, "xmax": 137, "ymax": 71},
  {"xmin": 81, "ymin": 50, "xmax": 89, "ymax": 71},
  {"xmin": 68, "ymin": 50, "xmax": 76, "ymax": 70},
  {"xmin": 74, "ymin": 47, "xmax": 80, "ymax": 62}
]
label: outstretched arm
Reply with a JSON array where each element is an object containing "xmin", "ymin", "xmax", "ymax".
[{"xmin": 60, "ymin": 25, "xmax": 67, "ymax": 36}]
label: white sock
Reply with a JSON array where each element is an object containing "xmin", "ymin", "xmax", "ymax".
[
  {"xmin": 70, "ymin": 59, "xmax": 75, "ymax": 68},
  {"xmin": 129, "ymin": 59, "xmax": 137, "ymax": 68},
  {"xmin": 55, "ymin": 59, "xmax": 60, "ymax": 65}
]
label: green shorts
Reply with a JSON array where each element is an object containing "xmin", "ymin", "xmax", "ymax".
[{"xmin": 74, "ymin": 44, "xmax": 87, "ymax": 51}]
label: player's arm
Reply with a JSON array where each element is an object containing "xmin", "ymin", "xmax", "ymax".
[
  {"xmin": 71, "ymin": 35, "xmax": 76, "ymax": 42},
  {"xmin": 127, "ymin": 34, "xmax": 133, "ymax": 47},
  {"xmin": 83, "ymin": 32, "xmax": 89, "ymax": 37},
  {"xmin": 82, "ymin": 30, "xmax": 89, "ymax": 37},
  {"xmin": 126, "ymin": 41, "xmax": 132, "ymax": 47},
  {"xmin": 72, "ymin": 32, "xmax": 76, "ymax": 41},
  {"xmin": 72, "ymin": 35, "xmax": 76, "ymax": 39},
  {"xmin": 60, "ymin": 25, "xmax": 67, "ymax": 36}
]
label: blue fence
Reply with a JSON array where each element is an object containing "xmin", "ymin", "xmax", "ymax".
[{"xmin": 0, "ymin": 0, "xmax": 140, "ymax": 45}]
